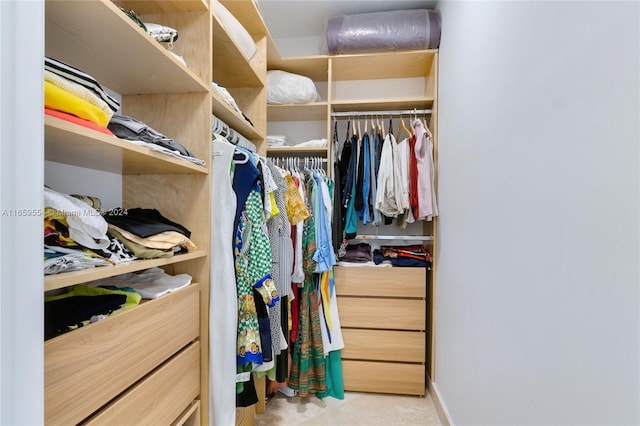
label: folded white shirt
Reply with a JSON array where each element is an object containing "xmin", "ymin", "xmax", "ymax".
[
  {"xmin": 293, "ymin": 138, "xmax": 327, "ymax": 148},
  {"xmin": 44, "ymin": 187, "xmax": 110, "ymax": 250}
]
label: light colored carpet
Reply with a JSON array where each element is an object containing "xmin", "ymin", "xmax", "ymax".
[{"xmin": 255, "ymin": 390, "xmax": 443, "ymax": 425}]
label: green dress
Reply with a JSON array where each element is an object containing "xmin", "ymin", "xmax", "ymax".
[
  {"xmin": 289, "ymin": 173, "xmax": 327, "ymax": 396},
  {"xmin": 234, "ymin": 189, "xmax": 279, "ymax": 368}
]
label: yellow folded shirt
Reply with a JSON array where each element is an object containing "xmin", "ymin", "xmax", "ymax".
[{"xmin": 44, "ymin": 80, "xmax": 110, "ymax": 127}]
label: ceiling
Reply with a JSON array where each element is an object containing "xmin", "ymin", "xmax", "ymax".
[{"xmin": 256, "ymin": 0, "xmax": 439, "ymax": 39}]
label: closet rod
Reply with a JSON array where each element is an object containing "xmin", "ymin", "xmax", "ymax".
[
  {"xmin": 354, "ymin": 234, "xmax": 434, "ymax": 241},
  {"xmin": 331, "ymin": 109, "xmax": 432, "ymax": 118}
]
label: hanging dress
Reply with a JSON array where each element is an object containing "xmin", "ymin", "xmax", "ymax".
[
  {"xmin": 413, "ymin": 119, "xmax": 438, "ymax": 220},
  {"xmin": 288, "ymin": 173, "xmax": 327, "ymax": 396},
  {"xmin": 209, "ymin": 138, "xmax": 238, "ymax": 426}
]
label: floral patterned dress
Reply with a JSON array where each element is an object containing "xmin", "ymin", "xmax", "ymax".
[{"xmin": 288, "ymin": 173, "xmax": 327, "ymax": 396}]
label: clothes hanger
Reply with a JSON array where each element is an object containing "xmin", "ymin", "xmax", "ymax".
[
  {"xmin": 423, "ymin": 114, "xmax": 433, "ymax": 138},
  {"xmin": 399, "ymin": 113, "xmax": 412, "ymax": 141},
  {"xmin": 233, "ymin": 148, "xmax": 249, "ymax": 164}
]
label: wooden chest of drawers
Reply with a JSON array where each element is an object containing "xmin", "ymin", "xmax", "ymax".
[
  {"xmin": 335, "ymin": 266, "xmax": 427, "ymax": 396},
  {"xmin": 45, "ymin": 284, "xmax": 200, "ymax": 425}
]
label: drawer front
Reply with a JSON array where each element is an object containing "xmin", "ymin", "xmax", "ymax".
[
  {"xmin": 341, "ymin": 329, "xmax": 426, "ymax": 363},
  {"xmin": 45, "ymin": 284, "xmax": 200, "ymax": 425},
  {"xmin": 85, "ymin": 342, "xmax": 200, "ymax": 425},
  {"xmin": 337, "ymin": 297, "xmax": 426, "ymax": 330},
  {"xmin": 342, "ymin": 360, "xmax": 425, "ymax": 396},
  {"xmin": 334, "ymin": 266, "xmax": 426, "ymax": 298}
]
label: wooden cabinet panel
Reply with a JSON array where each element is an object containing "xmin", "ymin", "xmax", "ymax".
[
  {"xmin": 85, "ymin": 342, "xmax": 200, "ymax": 425},
  {"xmin": 172, "ymin": 400, "xmax": 201, "ymax": 426},
  {"xmin": 341, "ymin": 329, "xmax": 426, "ymax": 363},
  {"xmin": 334, "ymin": 266, "xmax": 426, "ymax": 298},
  {"xmin": 341, "ymin": 360, "xmax": 425, "ymax": 396},
  {"xmin": 337, "ymin": 297, "xmax": 426, "ymax": 331},
  {"xmin": 45, "ymin": 284, "xmax": 199, "ymax": 425}
]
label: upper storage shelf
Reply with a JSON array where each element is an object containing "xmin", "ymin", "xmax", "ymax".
[
  {"xmin": 212, "ymin": 0, "xmax": 266, "ymax": 88},
  {"xmin": 267, "ymin": 55, "xmax": 330, "ymax": 83},
  {"xmin": 117, "ymin": 0, "xmax": 209, "ymax": 14},
  {"xmin": 267, "ymin": 102, "xmax": 328, "ymax": 121},
  {"xmin": 45, "ymin": 0, "xmax": 209, "ymax": 95},
  {"xmin": 331, "ymin": 50, "xmax": 437, "ymax": 81}
]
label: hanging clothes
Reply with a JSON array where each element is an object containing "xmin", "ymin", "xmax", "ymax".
[
  {"xmin": 359, "ymin": 133, "xmax": 372, "ymax": 225},
  {"xmin": 375, "ymin": 131, "xmax": 402, "ymax": 217},
  {"xmin": 265, "ymin": 161, "xmax": 294, "ymax": 360},
  {"xmin": 288, "ymin": 174, "xmax": 327, "ymax": 397},
  {"xmin": 209, "ymin": 138, "xmax": 238, "ymax": 426},
  {"xmin": 312, "ymin": 170, "xmax": 337, "ymax": 272},
  {"xmin": 413, "ymin": 118, "xmax": 439, "ymax": 221},
  {"xmin": 394, "ymin": 134, "xmax": 412, "ymax": 228},
  {"xmin": 368, "ymin": 129, "xmax": 382, "ymax": 226},
  {"xmin": 408, "ymin": 132, "xmax": 419, "ymax": 221}
]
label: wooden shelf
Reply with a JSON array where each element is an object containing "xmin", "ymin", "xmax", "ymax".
[
  {"xmin": 212, "ymin": 92, "xmax": 263, "ymax": 140},
  {"xmin": 212, "ymin": 13, "xmax": 263, "ymax": 88},
  {"xmin": 267, "ymin": 102, "xmax": 328, "ymax": 121},
  {"xmin": 45, "ymin": 115, "xmax": 208, "ymax": 175},
  {"xmin": 45, "ymin": 0, "xmax": 209, "ymax": 95},
  {"xmin": 44, "ymin": 250, "xmax": 207, "ymax": 292},
  {"xmin": 331, "ymin": 50, "xmax": 437, "ymax": 81},
  {"xmin": 267, "ymin": 146, "xmax": 328, "ymax": 155},
  {"xmin": 117, "ymin": 0, "xmax": 209, "ymax": 14},
  {"xmin": 331, "ymin": 97, "xmax": 435, "ymax": 113},
  {"xmin": 219, "ymin": 0, "xmax": 267, "ymax": 37},
  {"xmin": 267, "ymin": 55, "xmax": 330, "ymax": 82}
]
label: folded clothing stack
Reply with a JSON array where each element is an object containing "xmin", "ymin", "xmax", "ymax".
[
  {"xmin": 107, "ymin": 114, "xmax": 205, "ymax": 166},
  {"xmin": 103, "ymin": 207, "xmax": 196, "ymax": 259},
  {"xmin": 339, "ymin": 242, "xmax": 372, "ymax": 263},
  {"xmin": 45, "ymin": 284, "xmax": 142, "ymax": 339},
  {"xmin": 43, "ymin": 187, "xmax": 138, "ymax": 275},
  {"xmin": 44, "ymin": 56, "xmax": 120, "ymax": 129},
  {"xmin": 267, "ymin": 135, "xmax": 289, "ymax": 147},
  {"xmin": 373, "ymin": 244, "xmax": 432, "ymax": 267}
]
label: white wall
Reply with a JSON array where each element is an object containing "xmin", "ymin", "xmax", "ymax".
[
  {"xmin": 435, "ymin": 1, "xmax": 639, "ymax": 425},
  {"xmin": 45, "ymin": 161, "xmax": 122, "ymax": 210},
  {"xmin": 0, "ymin": 0, "xmax": 44, "ymax": 424}
]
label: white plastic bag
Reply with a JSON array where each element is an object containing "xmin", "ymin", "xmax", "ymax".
[{"xmin": 267, "ymin": 70, "xmax": 321, "ymax": 104}]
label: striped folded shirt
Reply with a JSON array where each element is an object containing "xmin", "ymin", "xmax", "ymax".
[{"xmin": 45, "ymin": 56, "xmax": 120, "ymax": 112}]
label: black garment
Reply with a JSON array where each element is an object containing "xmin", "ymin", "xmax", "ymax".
[
  {"xmin": 235, "ymin": 370, "xmax": 259, "ymax": 407},
  {"xmin": 253, "ymin": 288, "xmax": 272, "ymax": 363},
  {"xmin": 103, "ymin": 208, "xmax": 191, "ymax": 238},
  {"xmin": 338, "ymin": 123, "xmax": 352, "ymax": 194},
  {"xmin": 339, "ymin": 242, "xmax": 372, "ymax": 263},
  {"xmin": 275, "ymin": 295, "xmax": 289, "ymax": 383},
  {"xmin": 333, "ymin": 122, "xmax": 346, "ymax": 253},
  {"xmin": 45, "ymin": 294, "xmax": 127, "ymax": 339},
  {"xmin": 341, "ymin": 134, "xmax": 358, "ymax": 208}
]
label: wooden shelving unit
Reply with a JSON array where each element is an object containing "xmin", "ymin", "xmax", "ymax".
[
  {"xmin": 43, "ymin": 0, "xmax": 211, "ymax": 423},
  {"xmin": 267, "ymin": 43, "xmax": 439, "ymax": 394}
]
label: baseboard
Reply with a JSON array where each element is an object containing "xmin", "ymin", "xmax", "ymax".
[{"xmin": 427, "ymin": 377, "xmax": 453, "ymax": 426}]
